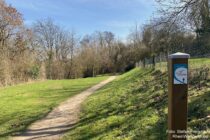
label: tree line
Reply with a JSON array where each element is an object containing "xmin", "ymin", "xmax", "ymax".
[{"xmin": 0, "ymin": 0, "xmax": 209, "ymax": 86}]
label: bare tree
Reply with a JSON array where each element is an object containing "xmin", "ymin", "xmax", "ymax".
[
  {"xmin": 0, "ymin": 0, "xmax": 25, "ymax": 85},
  {"xmin": 155, "ymin": 0, "xmax": 210, "ymax": 37},
  {"xmin": 33, "ymin": 19, "xmax": 61, "ymax": 79},
  {"xmin": 65, "ymin": 31, "xmax": 78, "ymax": 79},
  {"xmin": 0, "ymin": 0, "xmax": 23, "ymax": 49},
  {"xmin": 156, "ymin": 0, "xmax": 210, "ymax": 55}
]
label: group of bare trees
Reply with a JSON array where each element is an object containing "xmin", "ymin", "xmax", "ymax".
[
  {"xmin": 31, "ymin": 19, "xmax": 78, "ymax": 79},
  {"xmin": 0, "ymin": 0, "xmax": 136, "ymax": 86},
  {"xmin": 0, "ymin": 0, "xmax": 209, "ymax": 86},
  {"xmin": 32, "ymin": 20, "xmax": 138, "ymax": 79},
  {"xmin": 156, "ymin": 0, "xmax": 210, "ymax": 53},
  {"xmin": 74, "ymin": 31, "xmax": 137, "ymax": 77},
  {"xmin": 128, "ymin": 0, "xmax": 210, "ymax": 68}
]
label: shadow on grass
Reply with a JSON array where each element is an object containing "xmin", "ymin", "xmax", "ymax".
[
  {"xmin": 188, "ymin": 90, "xmax": 210, "ymax": 130},
  {"xmin": 0, "ymin": 85, "xmax": 95, "ymax": 138},
  {"xmin": 63, "ymin": 69, "xmax": 170, "ymax": 139},
  {"xmin": 13, "ymin": 123, "xmax": 77, "ymax": 140},
  {"xmin": 0, "ymin": 112, "xmax": 50, "ymax": 138}
]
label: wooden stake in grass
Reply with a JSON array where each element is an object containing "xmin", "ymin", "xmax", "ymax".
[{"xmin": 168, "ymin": 52, "xmax": 190, "ymax": 140}]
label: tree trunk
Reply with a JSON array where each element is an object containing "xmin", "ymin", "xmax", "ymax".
[
  {"xmin": 152, "ymin": 55, "xmax": 155, "ymax": 68},
  {"xmin": 143, "ymin": 59, "xmax": 146, "ymax": 68}
]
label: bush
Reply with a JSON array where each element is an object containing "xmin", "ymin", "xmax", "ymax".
[{"xmin": 28, "ymin": 65, "xmax": 40, "ymax": 79}]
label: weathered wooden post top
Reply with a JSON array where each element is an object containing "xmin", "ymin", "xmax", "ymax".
[{"xmin": 168, "ymin": 52, "xmax": 190, "ymax": 140}]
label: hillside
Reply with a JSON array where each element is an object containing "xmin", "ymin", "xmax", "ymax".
[{"xmin": 63, "ymin": 59, "xmax": 210, "ymax": 140}]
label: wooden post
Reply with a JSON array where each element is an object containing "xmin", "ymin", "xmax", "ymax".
[{"xmin": 168, "ymin": 52, "xmax": 190, "ymax": 140}]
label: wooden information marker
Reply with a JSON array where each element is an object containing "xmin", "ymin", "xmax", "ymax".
[{"xmin": 168, "ymin": 52, "xmax": 190, "ymax": 140}]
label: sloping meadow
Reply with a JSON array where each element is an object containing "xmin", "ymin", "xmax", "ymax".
[{"xmin": 63, "ymin": 58, "xmax": 210, "ymax": 140}]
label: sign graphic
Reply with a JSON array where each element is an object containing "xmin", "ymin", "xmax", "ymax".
[{"xmin": 173, "ymin": 64, "xmax": 188, "ymax": 84}]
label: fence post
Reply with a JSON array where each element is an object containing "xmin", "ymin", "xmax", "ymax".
[{"xmin": 168, "ymin": 52, "xmax": 190, "ymax": 140}]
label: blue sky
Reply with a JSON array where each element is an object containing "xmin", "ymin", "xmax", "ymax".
[{"xmin": 6, "ymin": 0, "xmax": 156, "ymax": 39}]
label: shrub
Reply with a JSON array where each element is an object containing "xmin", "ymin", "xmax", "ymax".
[{"xmin": 28, "ymin": 65, "xmax": 40, "ymax": 79}]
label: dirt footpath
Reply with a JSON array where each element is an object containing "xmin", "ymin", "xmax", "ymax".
[{"xmin": 12, "ymin": 76, "xmax": 116, "ymax": 140}]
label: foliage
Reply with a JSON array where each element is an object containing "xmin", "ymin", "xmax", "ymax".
[{"xmin": 28, "ymin": 65, "xmax": 40, "ymax": 79}]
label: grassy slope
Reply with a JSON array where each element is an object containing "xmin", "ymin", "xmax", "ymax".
[
  {"xmin": 0, "ymin": 76, "xmax": 108, "ymax": 138},
  {"xmin": 63, "ymin": 59, "xmax": 210, "ymax": 140}
]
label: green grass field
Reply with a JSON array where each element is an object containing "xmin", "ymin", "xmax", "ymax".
[
  {"xmin": 0, "ymin": 76, "xmax": 108, "ymax": 139},
  {"xmin": 63, "ymin": 58, "xmax": 210, "ymax": 140},
  {"xmin": 156, "ymin": 58, "xmax": 210, "ymax": 71}
]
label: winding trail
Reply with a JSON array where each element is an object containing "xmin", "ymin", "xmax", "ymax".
[{"xmin": 12, "ymin": 76, "xmax": 116, "ymax": 140}]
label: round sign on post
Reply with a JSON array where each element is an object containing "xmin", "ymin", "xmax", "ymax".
[
  {"xmin": 168, "ymin": 52, "xmax": 190, "ymax": 140},
  {"xmin": 174, "ymin": 64, "xmax": 188, "ymax": 84}
]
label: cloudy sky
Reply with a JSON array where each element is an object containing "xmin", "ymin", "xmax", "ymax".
[{"xmin": 6, "ymin": 0, "xmax": 156, "ymax": 39}]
